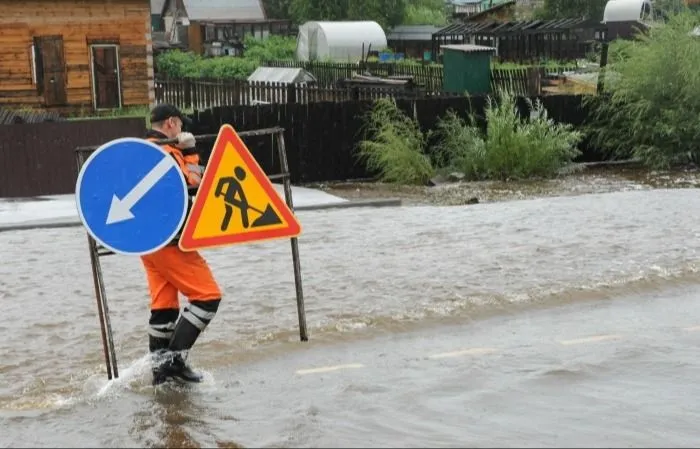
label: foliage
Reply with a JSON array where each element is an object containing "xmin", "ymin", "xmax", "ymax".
[
  {"xmin": 585, "ymin": 11, "xmax": 700, "ymax": 168},
  {"xmin": 402, "ymin": 0, "xmax": 448, "ymax": 26},
  {"xmin": 263, "ymin": 0, "xmax": 294, "ymax": 19},
  {"xmin": 241, "ymin": 34, "xmax": 298, "ymax": 61},
  {"xmin": 654, "ymin": 0, "xmax": 691, "ymax": 17},
  {"xmin": 356, "ymin": 92, "xmax": 584, "ymax": 184},
  {"xmin": 430, "ymin": 91, "xmax": 582, "ymax": 181},
  {"xmin": 356, "ymin": 97, "xmax": 434, "ymax": 185},
  {"xmin": 285, "ymin": 0, "xmax": 447, "ymax": 28},
  {"xmin": 289, "ymin": 0, "xmax": 349, "ymax": 24},
  {"xmin": 155, "ymin": 35, "xmax": 296, "ymax": 79},
  {"xmin": 347, "ymin": 0, "xmax": 407, "ymax": 29},
  {"xmin": 289, "ymin": 0, "xmax": 406, "ymax": 28},
  {"xmin": 532, "ymin": 0, "xmax": 607, "ymax": 20}
]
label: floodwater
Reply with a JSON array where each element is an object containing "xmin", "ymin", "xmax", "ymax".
[{"xmin": 2, "ymin": 188, "xmax": 700, "ymax": 447}]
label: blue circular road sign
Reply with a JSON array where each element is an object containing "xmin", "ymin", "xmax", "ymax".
[{"xmin": 75, "ymin": 137, "xmax": 188, "ymax": 256}]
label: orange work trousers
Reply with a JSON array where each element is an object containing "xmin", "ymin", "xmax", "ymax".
[{"xmin": 141, "ymin": 245, "xmax": 222, "ymax": 310}]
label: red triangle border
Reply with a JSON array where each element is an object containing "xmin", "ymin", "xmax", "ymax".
[{"xmin": 178, "ymin": 124, "xmax": 301, "ymax": 251}]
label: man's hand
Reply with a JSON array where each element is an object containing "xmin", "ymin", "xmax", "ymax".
[{"xmin": 176, "ymin": 132, "xmax": 196, "ymax": 149}]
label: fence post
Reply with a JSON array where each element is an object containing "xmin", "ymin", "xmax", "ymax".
[
  {"xmin": 191, "ymin": 78, "xmax": 199, "ymax": 110},
  {"xmin": 526, "ymin": 67, "xmax": 542, "ymax": 97},
  {"xmin": 597, "ymin": 41, "xmax": 609, "ymax": 95},
  {"xmin": 183, "ymin": 78, "xmax": 192, "ymax": 109},
  {"xmin": 286, "ymin": 83, "xmax": 297, "ymax": 104}
]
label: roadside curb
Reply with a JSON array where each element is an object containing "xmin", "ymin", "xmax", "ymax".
[{"xmin": 0, "ymin": 198, "xmax": 403, "ymax": 233}]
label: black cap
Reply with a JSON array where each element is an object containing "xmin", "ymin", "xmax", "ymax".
[{"xmin": 149, "ymin": 103, "xmax": 192, "ymax": 126}]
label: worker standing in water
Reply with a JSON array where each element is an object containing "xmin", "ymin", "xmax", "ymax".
[{"xmin": 142, "ymin": 104, "xmax": 223, "ymax": 385}]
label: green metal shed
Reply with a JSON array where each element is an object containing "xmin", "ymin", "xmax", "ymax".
[{"xmin": 441, "ymin": 44, "xmax": 496, "ymax": 95}]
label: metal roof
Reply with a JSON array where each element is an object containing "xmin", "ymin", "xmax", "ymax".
[
  {"xmin": 182, "ymin": 0, "xmax": 265, "ymax": 21},
  {"xmin": 433, "ymin": 18, "xmax": 605, "ymax": 36},
  {"xmin": 247, "ymin": 67, "xmax": 317, "ymax": 84},
  {"xmin": 387, "ymin": 25, "xmax": 442, "ymax": 41},
  {"xmin": 441, "ymin": 44, "xmax": 497, "ymax": 52}
]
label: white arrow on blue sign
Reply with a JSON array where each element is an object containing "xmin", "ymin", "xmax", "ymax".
[{"xmin": 75, "ymin": 137, "xmax": 188, "ymax": 256}]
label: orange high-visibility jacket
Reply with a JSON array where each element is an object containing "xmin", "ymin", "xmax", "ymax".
[{"xmin": 145, "ymin": 130, "xmax": 204, "ymax": 187}]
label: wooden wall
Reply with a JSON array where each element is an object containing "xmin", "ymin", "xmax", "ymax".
[{"xmin": 0, "ymin": 0, "xmax": 154, "ymax": 111}]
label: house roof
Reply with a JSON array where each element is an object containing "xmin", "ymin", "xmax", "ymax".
[
  {"xmin": 181, "ymin": 0, "xmax": 265, "ymax": 21},
  {"xmin": 434, "ymin": 18, "xmax": 606, "ymax": 36},
  {"xmin": 151, "ymin": 0, "xmax": 166, "ymax": 15},
  {"xmin": 387, "ymin": 25, "xmax": 442, "ymax": 41}
]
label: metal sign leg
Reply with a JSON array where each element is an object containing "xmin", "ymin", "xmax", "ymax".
[
  {"xmin": 88, "ymin": 236, "xmax": 119, "ymax": 379},
  {"xmin": 75, "ymin": 126, "xmax": 308, "ymax": 383},
  {"xmin": 275, "ymin": 130, "xmax": 308, "ymax": 342}
]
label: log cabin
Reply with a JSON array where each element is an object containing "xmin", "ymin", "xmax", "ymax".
[{"xmin": 0, "ymin": 0, "xmax": 155, "ymax": 112}]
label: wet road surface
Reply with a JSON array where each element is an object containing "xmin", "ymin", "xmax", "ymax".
[{"xmin": 2, "ymin": 188, "xmax": 700, "ymax": 447}]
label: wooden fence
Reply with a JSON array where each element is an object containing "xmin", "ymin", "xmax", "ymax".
[
  {"xmin": 154, "ymin": 65, "xmax": 578, "ymax": 110},
  {"xmin": 263, "ymin": 60, "xmax": 578, "ymax": 90},
  {"xmin": 8, "ymin": 95, "xmax": 600, "ymax": 197},
  {"xmin": 155, "ymin": 77, "xmax": 462, "ymax": 110},
  {"xmin": 4, "ymin": 117, "xmax": 146, "ymax": 198},
  {"xmin": 263, "ymin": 60, "xmax": 446, "ymax": 91},
  {"xmin": 491, "ymin": 67, "xmax": 543, "ymax": 96}
]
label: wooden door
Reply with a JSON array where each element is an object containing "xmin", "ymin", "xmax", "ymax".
[
  {"xmin": 91, "ymin": 45, "xmax": 121, "ymax": 109},
  {"xmin": 35, "ymin": 36, "xmax": 67, "ymax": 106}
]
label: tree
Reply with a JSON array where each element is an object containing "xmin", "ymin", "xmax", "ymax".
[
  {"xmin": 284, "ymin": 0, "xmax": 427, "ymax": 28},
  {"xmin": 402, "ymin": 0, "xmax": 449, "ymax": 26},
  {"xmin": 288, "ymin": 0, "xmax": 349, "ymax": 23},
  {"xmin": 263, "ymin": 0, "xmax": 293, "ymax": 19},
  {"xmin": 347, "ymin": 0, "xmax": 407, "ymax": 29}
]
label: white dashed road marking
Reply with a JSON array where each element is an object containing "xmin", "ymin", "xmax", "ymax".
[
  {"xmin": 292, "ymin": 327, "xmax": 698, "ymax": 376},
  {"xmin": 296, "ymin": 363, "xmax": 365, "ymax": 375},
  {"xmin": 559, "ymin": 334, "xmax": 622, "ymax": 346},
  {"xmin": 428, "ymin": 347, "xmax": 498, "ymax": 359}
]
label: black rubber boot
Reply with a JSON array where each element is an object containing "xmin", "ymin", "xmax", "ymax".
[
  {"xmin": 163, "ymin": 318, "xmax": 204, "ymax": 383},
  {"xmin": 148, "ymin": 308, "xmax": 179, "ymax": 386},
  {"xmin": 163, "ymin": 300, "xmax": 221, "ymax": 384}
]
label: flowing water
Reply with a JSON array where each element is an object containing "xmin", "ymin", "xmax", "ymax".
[{"xmin": 2, "ymin": 188, "xmax": 700, "ymax": 447}]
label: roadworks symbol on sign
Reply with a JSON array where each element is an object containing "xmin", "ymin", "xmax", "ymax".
[{"xmin": 178, "ymin": 124, "xmax": 302, "ymax": 251}]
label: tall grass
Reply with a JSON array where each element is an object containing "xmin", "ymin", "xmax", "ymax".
[
  {"xmin": 356, "ymin": 98, "xmax": 434, "ymax": 185},
  {"xmin": 431, "ymin": 91, "xmax": 583, "ymax": 180}
]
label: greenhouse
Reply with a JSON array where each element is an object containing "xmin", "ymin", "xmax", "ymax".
[{"xmin": 295, "ymin": 21, "xmax": 388, "ymax": 62}]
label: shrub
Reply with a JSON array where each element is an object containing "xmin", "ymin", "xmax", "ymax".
[
  {"xmin": 356, "ymin": 98, "xmax": 434, "ymax": 185},
  {"xmin": 585, "ymin": 11, "xmax": 700, "ymax": 168},
  {"xmin": 431, "ymin": 91, "xmax": 583, "ymax": 180},
  {"xmin": 155, "ymin": 35, "xmax": 297, "ymax": 79}
]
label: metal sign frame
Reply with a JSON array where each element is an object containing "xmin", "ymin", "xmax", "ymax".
[{"xmin": 74, "ymin": 126, "xmax": 307, "ymax": 381}]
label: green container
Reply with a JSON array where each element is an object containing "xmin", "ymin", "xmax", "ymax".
[{"xmin": 441, "ymin": 44, "xmax": 495, "ymax": 95}]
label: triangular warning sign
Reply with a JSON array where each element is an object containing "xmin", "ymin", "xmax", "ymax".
[{"xmin": 178, "ymin": 124, "xmax": 301, "ymax": 251}]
